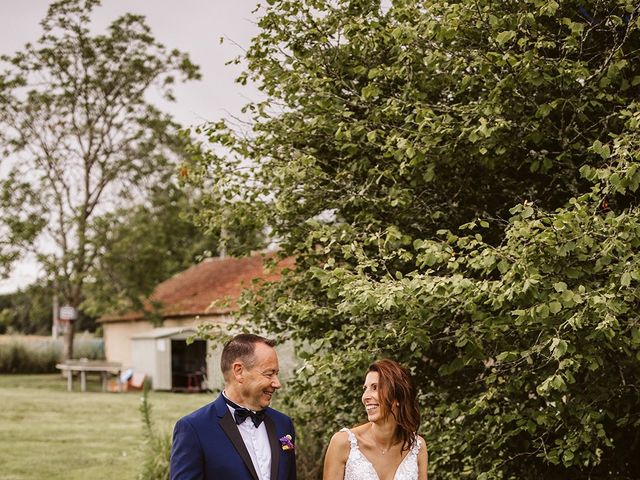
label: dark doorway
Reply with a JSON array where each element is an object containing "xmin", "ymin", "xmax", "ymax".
[{"xmin": 171, "ymin": 339, "xmax": 207, "ymax": 392}]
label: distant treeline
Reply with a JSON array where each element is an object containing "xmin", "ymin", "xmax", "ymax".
[{"xmin": 0, "ymin": 283, "xmax": 97, "ymax": 335}]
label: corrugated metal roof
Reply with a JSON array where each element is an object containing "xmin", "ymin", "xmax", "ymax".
[{"xmin": 131, "ymin": 326, "xmax": 197, "ymax": 340}]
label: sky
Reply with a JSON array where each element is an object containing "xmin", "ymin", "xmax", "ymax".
[{"xmin": 0, "ymin": 0, "xmax": 263, "ymax": 293}]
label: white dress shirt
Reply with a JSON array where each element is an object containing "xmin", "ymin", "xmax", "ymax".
[{"xmin": 223, "ymin": 391, "xmax": 272, "ymax": 480}]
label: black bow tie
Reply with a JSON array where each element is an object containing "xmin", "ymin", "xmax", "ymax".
[
  {"xmin": 224, "ymin": 396, "xmax": 266, "ymax": 428},
  {"xmin": 234, "ymin": 407, "xmax": 266, "ymax": 428}
]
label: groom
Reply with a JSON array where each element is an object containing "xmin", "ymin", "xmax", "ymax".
[{"xmin": 170, "ymin": 333, "xmax": 297, "ymax": 480}]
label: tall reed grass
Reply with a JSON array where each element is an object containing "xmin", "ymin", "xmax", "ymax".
[
  {"xmin": 0, "ymin": 334, "xmax": 104, "ymax": 373},
  {"xmin": 138, "ymin": 380, "xmax": 171, "ymax": 480}
]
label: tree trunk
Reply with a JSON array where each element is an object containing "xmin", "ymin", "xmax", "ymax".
[
  {"xmin": 52, "ymin": 291, "xmax": 59, "ymax": 340},
  {"xmin": 62, "ymin": 321, "xmax": 75, "ymax": 361}
]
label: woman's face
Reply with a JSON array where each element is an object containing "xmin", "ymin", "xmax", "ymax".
[{"xmin": 362, "ymin": 371, "xmax": 384, "ymax": 422}]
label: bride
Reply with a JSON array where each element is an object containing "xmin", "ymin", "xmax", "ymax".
[{"xmin": 323, "ymin": 359, "xmax": 428, "ymax": 480}]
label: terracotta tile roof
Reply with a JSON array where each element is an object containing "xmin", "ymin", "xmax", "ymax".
[{"xmin": 99, "ymin": 252, "xmax": 294, "ymax": 323}]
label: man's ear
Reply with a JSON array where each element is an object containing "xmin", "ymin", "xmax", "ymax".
[{"xmin": 232, "ymin": 361, "xmax": 244, "ymax": 383}]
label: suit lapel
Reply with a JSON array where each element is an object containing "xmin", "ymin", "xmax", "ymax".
[
  {"xmin": 219, "ymin": 411, "xmax": 260, "ymax": 480},
  {"xmin": 264, "ymin": 414, "xmax": 280, "ymax": 480}
]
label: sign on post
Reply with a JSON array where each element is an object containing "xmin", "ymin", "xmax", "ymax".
[
  {"xmin": 59, "ymin": 305, "xmax": 78, "ymax": 321},
  {"xmin": 58, "ymin": 305, "xmax": 78, "ymax": 333}
]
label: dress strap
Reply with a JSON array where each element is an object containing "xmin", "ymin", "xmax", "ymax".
[
  {"xmin": 339, "ymin": 428, "xmax": 358, "ymax": 449},
  {"xmin": 410, "ymin": 435, "xmax": 421, "ymax": 455}
]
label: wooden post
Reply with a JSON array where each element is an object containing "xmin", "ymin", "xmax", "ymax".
[{"xmin": 52, "ymin": 290, "xmax": 59, "ymax": 340}]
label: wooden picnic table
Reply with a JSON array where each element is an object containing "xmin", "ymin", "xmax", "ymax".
[{"xmin": 56, "ymin": 360, "xmax": 123, "ymax": 392}]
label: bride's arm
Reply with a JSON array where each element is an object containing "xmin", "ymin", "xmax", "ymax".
[
  {"xmin": 417, "ymin": 436, "xmax": 428, "ymax": 480},
  {"xmin": 323, "ymin": 431, "xmax": 349, "ymax": 480}
]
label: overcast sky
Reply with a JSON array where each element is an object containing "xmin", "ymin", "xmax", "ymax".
[{"xmin": 0, "ymin": 0, "xmax": 263, "ymax": 293}]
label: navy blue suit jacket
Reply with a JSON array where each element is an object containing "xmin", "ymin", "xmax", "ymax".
[{"xmin": 170, "ymin": 394, "xmax": 297, "ymax": 480}]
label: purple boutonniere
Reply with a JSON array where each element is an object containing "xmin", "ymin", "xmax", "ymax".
[{"xmin": 279, "ymin": 434, "xmax": 295, "ymax": 451}]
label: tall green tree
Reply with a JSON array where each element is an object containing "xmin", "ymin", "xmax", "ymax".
[
  {"xmin": 0, "ymin": 180, "xmax": 45, "ymax": 278},
  {"xmin": 82, "ymin": 181, "xmax": 266, "ymax": 321},
  {"xmin": 0, "ymin": 283, "xmax": 53, "ymax": 335},
  {"xmin": 187, "ymin": 0, "xmax": 640, "ymax": 478},
  {"xmin": 0, "ymin": 0, "xmax": 199, "ymax": 359},
  {"xmin": 191, "ymin": 0, "xmax": 638, "ymax": 248},
  {"xmin": 0, "ymin": 281, "xmax": 96, "ymax": 335}
]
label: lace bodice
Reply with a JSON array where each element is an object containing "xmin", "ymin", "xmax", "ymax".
[{"xmin": 341, "ymin": 428, "xmax": 420, "ymax": 480}]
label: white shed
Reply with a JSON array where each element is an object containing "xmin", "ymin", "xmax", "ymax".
[
  {"xmin": 99, "ymin": 254, "xmax": 296, "ymax": 391},
  {"xmin": 131, "ymin": 327, "xmax": 220, "ymax": 391}
]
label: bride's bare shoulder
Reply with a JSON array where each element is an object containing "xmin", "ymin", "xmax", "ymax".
[
  {"xmin": 350, "ymin": 423, "xmax": 371, "ymax": 441},
  {"xmin": 329, "ymin": 429, "xmax": 350, "ymax": 447}
]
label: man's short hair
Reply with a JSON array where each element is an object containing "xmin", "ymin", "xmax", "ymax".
[{"xmin": 220, "ymin": 333, "xmax": 276, "ymax": 379}]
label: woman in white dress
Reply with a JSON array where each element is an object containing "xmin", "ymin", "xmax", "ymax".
[{"xmin": 323, "ymin": 359, "xmax": 428, "ymax": 480}]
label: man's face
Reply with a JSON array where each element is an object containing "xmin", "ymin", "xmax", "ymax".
[{"xmin": 239, "ymin": 342, "xmax": 282, "ymax": 411}]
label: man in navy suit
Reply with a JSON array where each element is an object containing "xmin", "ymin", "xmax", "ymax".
[{"xmin": 170, "ymin": 333, "xmax": 297, "ymax": 480}]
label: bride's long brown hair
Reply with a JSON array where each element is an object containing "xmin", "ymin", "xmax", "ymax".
[{"xmin": 367, "ymin": 359, "xmax": 421, "ymax": 452}]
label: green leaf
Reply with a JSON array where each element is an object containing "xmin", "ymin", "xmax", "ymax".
[
  {"xmin": 496, "ymin": 30, "xmax": 516, "ymax": 45},
  {"xmin": 549, "ymin": 301, "xmax": 562, "ymax": 314},
  {"xmin": 621, "ymin": 271, "xmax": 631, "ymax": 287},
  {"xmin": 362, "ymin": 84, "xmax": 380, "ymax": 100},
  {"xmin": 550, "ymin": 338, "xmax": 568, "ymax": 359},
  {"xmin": 540, "ymin": 0, "xmax": 559, "ymax": 16},
  {"xmin": 368, "ymin": 68, "xmax": 381, "ymax": 79},
  {"xmin": 551, "ymin": 374, "xmax": 566, "ymax": 391},
  {"xmin": 553, "ymin": 282, "xmax": 567, "ymax": 292}
]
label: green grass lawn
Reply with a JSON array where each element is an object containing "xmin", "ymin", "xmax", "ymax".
[{"xmin": 0, "ymin": 374, "xmax": 213, "ymax": 480}]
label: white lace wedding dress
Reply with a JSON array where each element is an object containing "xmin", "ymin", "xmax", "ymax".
[{"xmin": 340, "ymin": 428, "xmax": 421, "ymax": 480}]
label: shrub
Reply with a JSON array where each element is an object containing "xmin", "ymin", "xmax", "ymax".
[
  {"xmin": 293, "ymin": 415, "xmax": 327, "ymax": 480},
  {"xmin": 0, "ymin": 335, "xmax": 104, "ymax": 373},
  {"xmin": 138, "ymin": 381, "xmax": 171, "ymax": 480}
]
